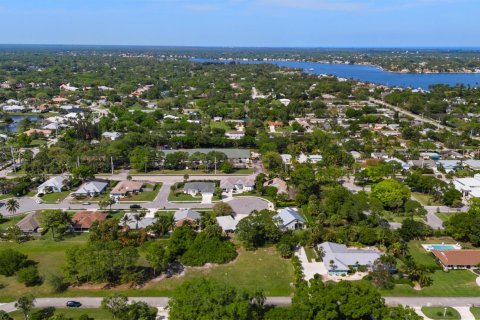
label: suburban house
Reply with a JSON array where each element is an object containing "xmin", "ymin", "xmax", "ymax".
[
  {"xmin": 263, "ymin": 178, "xmax": 288, "ymax": 194},
  {"xmin": 225, "ymin": 130, "xmax": 245, "ymax": 140},
  {"xmin": 16, "ymin": 212, "xmax": 42, "ymax": 235},
  {"xmin": 37, "ymin": 176, "xmax": 66, "ymax": 194},
  {"xmin": 273, "ymin": 207, "xmax": 306, "ymax": 230},
  {"xmin": 162, "ymin": 149, "xmax": 251, "ymax": 165},
  {"xmin": 216, "ymin": 215, "xmax": 238, "ymax": 234},
  {"xmin": 464, "ymin": 160, "xmax": 480, "ymax": 171},
  {"xmin": 24, "ymin": 128, "xmax": 52, "ymax": 137},
  {"xmin": 436, "ymin": 160, "xmax": 462, "ymax": 173},
  {"xmin": 220, "ymin": 177, "xmax": 255, "ymax": 193},
  {"xmin": 183, "ymin": 182, "xmax": 215, "ymax": 196},
  {"xmin": 119, "ymin": 212, "xmax": 156, "ymax": 230},
  {"xmin": 432, "ymin": 249, "xmax": 480, "ymax": 271},
  {"xmin": 73, "ymin": 181, "xmax": 109, "ymax": 198},
  {"xmin": 318, "ymin": 241, "xmax": 383, "ymax": 276},
  {"xmin": 102, "ymin": 131, "xmax": 122, "ymax": 141},
  {"xmin": 280, "ymin": 154, "xmax": 292, "ymax": 165},
  {"xmin": 453, "ymin": 174, "xmax": 480, "ymax": 198},
  {"xmin": 297, "ymin": 153, "xmax": 323, "ymax": 164},
  {"xmin": 174, "ymin": 209, "xmax": 201, "ymax": 227},
  {"xmin": 71, "ymin": 211, "xmax": 107, "ymax": 232},
  {"xmin": 110, "ymin": 181, "xmax": 144, "ymax": 200}
]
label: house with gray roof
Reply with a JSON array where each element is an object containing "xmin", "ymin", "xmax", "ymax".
[
  {"xmin": 216, "ymin": 215, "xmax": 238, "ymax": 234},
  {"xmin": 174, "ymin": 209, "xmax": 201, "ymax": 227},
  {"xmin": 119, "ymin": 212, "xmax": 156, "ymax": 230},
  {"xmin": 73, "ymin": 181, "xmax": 108, "ymax": 197},
  {"xmin": 318, "ymin": 241, "xmax": 383, "ymax": 276},
  {"xmin": 183, "ymin": 182, "xmax": 215, "ymax": 196},
  {"xmin": 436, "ymin": 160, "xmax": 462, "ymax": 173},
  {"xmin": 220, "ymin": 177, "xmax": 255, "ymax": 193},
  {"xmin": 37, "ymin": 176, "xmax": 66, "ymax": 194},
  {"xmin": 273, "ymin": 207, "xmax": 306, "ymax": 230},
  {"xmin": 16, "ymin": 212, "xmax": 42, "ymax": 234}
]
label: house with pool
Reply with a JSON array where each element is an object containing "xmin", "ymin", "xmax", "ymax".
[
  {"xmin": 318, "ymin": 242, "xmax": 383, "ymax": 276},
  {"xmin": 432, "ymin": 249, "xmax": 480, "ymax": 271}
]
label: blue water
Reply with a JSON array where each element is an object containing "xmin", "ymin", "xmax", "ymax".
[
  {"xmin": 429, "ymin": 245, "xmax": 456, "ymax": 250},
  {"xmin": 0, "ymin": 115, "xmax": 41, "ymax": 132},
  {"xmin": 191, "ymin": 58, "xmax": 480, "ymax": 90}
]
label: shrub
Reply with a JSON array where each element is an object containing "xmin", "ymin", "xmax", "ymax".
[
  {"xmin": 180, "ymin": 233, "xmax": 237, "ymax": 266},
  {"xmin": 30, "ymin": 307, "xmax": 55, "ymax": 320},
  {"xmin": 16, "ymin": 266, "xmax": 42, "ymax": 286},
  {"xmin": 46, "ymin": 273, "xmax": 67, "ymax": 293}
]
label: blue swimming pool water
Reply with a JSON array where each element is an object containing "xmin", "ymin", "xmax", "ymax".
[{"xmin": 429, "ymin": 245, "xmax": 456, "ymax": 250}]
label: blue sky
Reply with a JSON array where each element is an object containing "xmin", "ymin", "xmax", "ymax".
[{"xmin": 0, "ymin": 0, "xmax": 478, "ymax": 47}]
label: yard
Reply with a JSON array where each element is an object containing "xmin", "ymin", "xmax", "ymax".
[
  {"xmin": 120, "ymin": 183, "xmax": 161, "ymax": 202},
  {"xmin": 40, "ymin": 191, "xmax": 71, "ymax": 204},
  {"xmin": 411, "ymin": 192, "xmax": 441, "ymax": 206},
  {"xmin": 380, "ymin": 239, "xmax": 480, "ymax": 297},
  {"xmin": 435, "ymin": 212, "xmax": 460, "ymax": 222},
  {"xmin": 421, "ymin": 307, "xmax": 461, "ymax": 319},
  {"xmin": 0, "ymin": 237, "xmax": 293, "ymax": 301},
  {"xmin": 168, "ymin": 190, "xmax": 201, "ymax": 202},
  {"xmin": 9, "ymin": 308, "xmax": 112, "ymax": 320},
  {"xmin": 470, "ymin": 307, "xmax": 480, "ymax": 320}
]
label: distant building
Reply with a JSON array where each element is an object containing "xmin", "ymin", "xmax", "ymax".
[
  {"xmin": 297, "ymin": 153, "xmax": 322, "ymax": 164},
  {"xmin": 453, "ymin": 174, "xmax": 480, "ymax": 198},
  {"xmin": 16, "ymin": 212, "xmax": 42, "ymax": 235},
  {"xmin": 225, "ymin": 130, "xmax": 245, "ymax": 140},
  {"xmin": 263, "ymin": 178, "xmax": 288, "ymax": 194},
  {"xmin": 59, "ymin": 83, "xmax": 78, "ymax": 92},
  {"xmin": 102, "ymin": 132, "xmax": 122, "ymax": 141},
  {"xmin": 183, "ymin": 182, "xmax": 215, "ymax": 196},
  {"xmin": 110, "ymin": 181, "xmax": 144, "ymax": 200},
  {"xmin": 216, "ymin": 215, "xmax": 238, "ymax": 234},
  {"xmin": 220, "ymin": 177, "xmax": 255, "ymax": 193},
  {"xmin": 37, "ymin": 176, "xmax": 66, "ymax": 194},
  {"xmin": 174, "ymin": 209, "xmax": 201, "ymax": 227}
]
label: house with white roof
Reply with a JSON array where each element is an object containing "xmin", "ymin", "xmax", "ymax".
[
  {"xmin": 220, "ymin": 177, "xmax": 255, "ymax": 193},
  {"xmin": 273, "ymin": 207, "xmax": 306, "ymax": 230},
  {"xmin": 59, "ymin": 83, "xmax": 78, "ymax": 91},
  {"xmin": 453, "ymin": 174, "xmax": 480, "ymax": 198},
  {"xmin": 225, "ymin": 130, "xmax": 245, "ymax": 140},
  {"xmin": 436, "ymin": 160, "xmax": 462, "ymax": 173},
  {"xmin": 280, "ymin": 154, "xmax": 292, "ymax": 165},
  {"xmin": 102, "ymin": 131, "xmax": 122, "ymax": 141},
  {"xmin": 37, "ymin": 176, "xmax": 66, "ymax": 194},
  {"xmin": 3, "ymin": 105, "xmax": 26, "ymax": 112},
  {"xmin": 464, "ymin": 160, "xmax": 480, "ymax": 171},
  {"xmin": 318, "ymin": 241, "xmax": 383, "ymax": 276},
  {"xmin": 297, "ymin": 153, "xmax": 322, "ymax": 164}
]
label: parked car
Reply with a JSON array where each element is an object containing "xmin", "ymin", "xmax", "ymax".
[
  {"xmin": 129, "ymin": 204, "xmax": 141, "ymax": 209},
  {"xmin": 66, "ymin": 301, "xmax": 82, "ymax": 307}
]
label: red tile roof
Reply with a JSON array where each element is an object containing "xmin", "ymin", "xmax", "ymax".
[
  {"xmin": 432, "ymin": 250, "xmax": 480, "ymax": 266},
  {"xmin": 71, "ymin": 211, "xmax": 107, "ymax": 229}
]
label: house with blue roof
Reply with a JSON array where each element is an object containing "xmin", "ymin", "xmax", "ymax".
[{"xmin": 273, "ymin": 207, "xmax": 306, "ymax": 230}]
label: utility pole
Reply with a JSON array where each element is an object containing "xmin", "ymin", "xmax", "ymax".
[
  {"xmin": 214, "ymin": 156, "xmax": 217, "ymax": 175},
  {"xmin": 77, "ymin": 156, "xmax": 80, "ymax": 168},
  {"xmin": 111, "ymin": 156, "xmax": 114, "ymax": 175},
  {"xmin": 10, "ymin": 146, "xmax": 16, "ymax": 173}
]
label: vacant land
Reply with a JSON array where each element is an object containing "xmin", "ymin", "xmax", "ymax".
[
  {"xmin": 421, "ymin": 307, "xmax": 461, "ymax": 320},
  {"xmin": 10, "ymin": 308, "xmax": 112, "ymax": 320},
  {"xmin": 120, "ymin": 183, "xmax": 161, "ymax": 202},
  {"xmin": 412, "ymin": 192, "xmax": 441, "ymax": 206},
  {"xmin": 168, "ymin": 191, "xmax": 201, "ymax": 202},
  {"xmin": 0, "ymin": 237, "xmax": 293, "ymax": 301},
  {"xmin": 41, "ymin": 191, "xmax": 70, "ymax": 204}
]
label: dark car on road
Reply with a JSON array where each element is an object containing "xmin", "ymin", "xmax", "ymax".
[
  {"xmin": 66, "ymin": 301, "xmax": 82, "ymax": 307},
  {"xmin": 129, "ymin": 204, "xmax": 142, "ymax": 209}
]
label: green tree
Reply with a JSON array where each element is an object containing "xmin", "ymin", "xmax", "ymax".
[
  {"xmin": 101, "ymin": 294, "xmax": 128, "ymax": 320},
  {"xmin": 212, "ymin": 202, "xmax": 233, "ymax": 217},
  {"xmin": 129, "ymin": 146, "xmax": 156, "ymax": 173},
  {"xmin": 72, "ymin": 164, "xmax": 95, "ymax": 182},
  {"xmin": 39, "ymin": 210, "xmax": 71, "ymax": 240},
  {"xmin": 5, "ymin": 198, "xmax": 19, "ymax": 215},
  {"xmin": 236, "ymin": 210, "xmax": 280, "ymax": 250},
  {"xmin": 98, "ymin": 197, "xmax": 115, "ymax": 213},
  {"xmin": 0, "ymin": 249, "xmax": 28, "ymax": 276},
  {"xmin": 0, "ymin": 311, "xmax": 13, "ymax": 320},
  {"xmin": 168, "ymin": 278, "xmax": 256, "ymax": 320},
  {"xmin": 15, "ymin": 294, "xmax": 35, "ymax": 320},
  {"xmin": 262, "ymin": 151, "xmax": 283, "ymax": 172},
  {"xmin": 221, "ymin": 161, "xmax": 234, "ymax": 173},
  {"xmin": 16, "ymin": 266, "xmax": 41, "ymax": 286},
  {"xmin": 145, "ymin": 241, "xmax": 169, "ymax": 277},
  {"xmin": 151, "ymin": 212, "xmax": 175, "ymax": 236},
  {"xmin": 371, "ymin": 179, "xmax": 411, "ymax": 210}
]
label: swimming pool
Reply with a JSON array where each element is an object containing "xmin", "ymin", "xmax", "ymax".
[{"xmin": 422, "ymin": 244, "xmax": 462, "ymax": 251}]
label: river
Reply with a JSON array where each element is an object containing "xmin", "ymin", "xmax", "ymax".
[{"xmin": 191, "ymin": 58, "xmax": 480, "ymax": 90}]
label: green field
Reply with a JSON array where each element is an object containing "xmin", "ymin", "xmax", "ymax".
[
  {"xmin": 435, "ymin": 212, "xmax": 460, "ymax": 222},
  {"xmin": 41, "ymin": 191, "xmax": 71, "ymax": 204},
  {"xmin": 9, "ymin": 308, "xmax": 112, "ymax": 320},
  {"xmin": 0, "ymin": 235, "xmax": 293, "ymax": 301},
  {"xmin": 421, "ymin": 307, "xmax": 460, "ymax": 319},
  {"xmin": 471, "ymin": 307, "xmax": 480, "ymax": 320},
  {"xmin": 412, "ymin": 192, "xmax": 441, "ymax": 206}
]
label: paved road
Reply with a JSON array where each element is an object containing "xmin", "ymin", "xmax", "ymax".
[{"xmin": 2, "ymin": 296, "xmax": 480, "ymax": 314}]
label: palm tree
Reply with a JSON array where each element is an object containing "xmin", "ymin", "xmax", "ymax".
[
  {"xmin": 154, "ymin": 213, "xmax": 175, "ymax": 235},
  {"xmin": 120, "ymin": 214, "xmax": 132, "ymax": 228},
  {"xmin": 6, "ymin": 198, "xmax": 19, "ymax": 215}
]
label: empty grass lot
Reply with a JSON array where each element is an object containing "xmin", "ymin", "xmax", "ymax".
[
  {"xmin": 421, "ymin": 307, "xmax": 461, "ymax": 319},
  {"xmin": 120, "ymin": 183, "xmax": 162, "ymax": 202},
  {"xmin": 412, "ymin": 192, "xmax": 441, "ymax": 206},
  {"xmin": 0, "ymin": 233, "xmax": 293, "ymax": 302},
  {"xmin": 167, "ymin": 191, "xmax": 201, "ymax": 202}
]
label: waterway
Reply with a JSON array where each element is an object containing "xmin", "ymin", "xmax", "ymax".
[
  {"xmin": 0, "ymin": 115, "xmax": 41, "ymax": 132},
  {"xmin": 191, "ymin": 58, "xmax": 480, "ymax": 90}
]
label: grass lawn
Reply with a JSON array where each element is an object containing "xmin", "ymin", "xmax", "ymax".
[
  {"xmin": 29, "ymin": 139, "xmax": 48, "ymax": 146},
  {"xmin": 412, "ymin": 192, "xmax": 441, "ymax": 206},
  {"xmin": 470, "ymin": 307, "xmax": 480, "ymax": 320},
  {"xmin": 0, "ymin": 214, "xmax": 26, "ymax": 229},
  {"xmin": 120, "ymin": 183, "xmax": 161, "ymax": 202},
  {"xmin": 421, "ymin": 307, "xmax": 460, "ymax": 319},
  {"xmin": 168, "ymin": 190, "xmax": 201, "ymax": 202},
  {"xmin": 435, "ymin": 212, "xmax": 460, "ymax": 222},
  {"xmin": 304, "ymin": 246, "xmax": 317, "ymax": 262},
  {"xmin": 381, "ymin": 270, "xmax": 480, "ymax": 297},
  {"xmin": 408, "ymin": 240, "xmax": 442, "ymax": 268},
  {"xmin": 0, "ymin": 194, "xmax": 13, "ymax": 200},
  {"xmin": 9, "ymin": 308, "xmax": 112, "ymax": 320},
  {"xmin": 0, "ymin": 240, "xmax": 293, "ymax": 302},
  {"xmin": 40, "ymin": 191, "xmax": 70, "ymax": 204}
]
